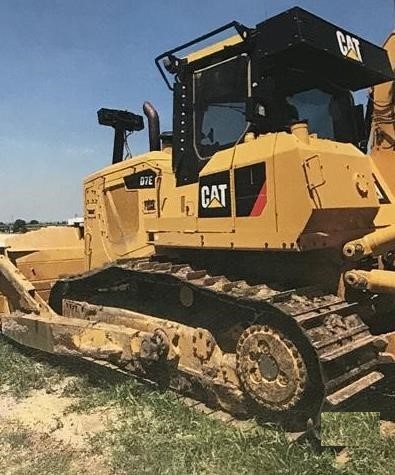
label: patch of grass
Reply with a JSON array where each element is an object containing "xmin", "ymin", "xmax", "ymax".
[
  {"xmin": 0, "ymin": 336, "xmax": 65, "ymax": 397},
  {"xmin": 0, "ymin": 422, "xmax": 77, "ymax": 475},
  {"xmin": 17, "ymin": 446, "xmax": 76, "ymax": 475},
  {"xmin": 321, "ymin": 411, "xmax": 395, "ymax": 474},
  {"xmin": 321, "ymin": 412, "xmax": 380, "ymax": 447},
  {"xmin": 61, "ymin": 365, "xmax": 131, "ymax": 411},
  {"xmin": 0, "ymin": 422, "xmax": 30, "ymax": 449},
  {"xmin": 344, "ymin": 427, "xmax": 395, "ymax": 475},
  {"xmin": 94, "ymin": 392, "xmax": 341, "ymax": 475}
]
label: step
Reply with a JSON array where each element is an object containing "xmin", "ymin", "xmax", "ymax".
[{"xmin": 326, "ymin": 371, "xmax": 384, "ymax": 406}]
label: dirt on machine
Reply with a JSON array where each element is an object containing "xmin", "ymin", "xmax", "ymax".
[{"xmin": 1, "ymin": 7, "xmax": 395, "ymax": 430}]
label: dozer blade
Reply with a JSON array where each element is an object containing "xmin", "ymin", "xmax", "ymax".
[{"xmin": 0, "ymin": 256, "xmax": 154, "ymax": 361}]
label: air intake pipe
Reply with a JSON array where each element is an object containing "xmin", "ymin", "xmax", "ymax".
[{"xmin": 143, "ymin": 101, "xmax": 161, "ymax": 151}]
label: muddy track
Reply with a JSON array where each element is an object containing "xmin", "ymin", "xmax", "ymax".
[{"xmin": 49, "ymin": 257, "xmax": 386, "ymax": 429}]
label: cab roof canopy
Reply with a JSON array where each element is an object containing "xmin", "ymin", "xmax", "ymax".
[
  {"xmin": 252, "ymin": 7, "xmax": 394, "ymax": 91},
  {"xmin": 157, "ymin": 7, "xmax": 393, "ymax": 92}
]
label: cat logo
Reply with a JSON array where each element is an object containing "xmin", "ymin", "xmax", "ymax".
[
  {"xmin": 336, "ymin": 30, "xmax": 362, "ymax": 62},
  {"xmin": 199, "ymin": 171, "xmax": 231, "ymax": 218},
  {"xmin": 201, "ymin": 184, "xmax": 228, "ymax": 209}
]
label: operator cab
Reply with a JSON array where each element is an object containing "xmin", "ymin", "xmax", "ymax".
[
  {"xmin": 192, "ymin": 60, "xmax": 359, "ymax": 157},
  {"xmin": 156, "ymin": 7, "xmax": 393, "ymax": 186},
  {"xmin": 252, "ymin": 69, "xmax": 358, "ymax": 141}
]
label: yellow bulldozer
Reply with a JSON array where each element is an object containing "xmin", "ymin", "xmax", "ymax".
[{"xmin": 1, "ymin": 7, "xmax": 395, "ymax": 429}]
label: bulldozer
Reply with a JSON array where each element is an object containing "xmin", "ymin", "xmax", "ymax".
[{"xmin": 1, "ymin": 7, "xmax": 395, "ymax": 429}]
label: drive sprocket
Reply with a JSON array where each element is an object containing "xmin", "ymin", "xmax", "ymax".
[{"xmin": 236, "ymin": 324, "xmax": 307, "ymax": 411}]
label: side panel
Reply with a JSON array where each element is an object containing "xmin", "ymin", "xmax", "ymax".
[
  {"xmin": 84, "ymin": 153, "xmax": 171, "ymax": 269},
  {"xmin": 152, "ymin": 133, "xmax": 384, "ymax": 252}
]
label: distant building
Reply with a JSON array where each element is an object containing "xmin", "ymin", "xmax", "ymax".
[{"xmin": 67, "ymin": 217, "xmax": 84, "ymax": 227}]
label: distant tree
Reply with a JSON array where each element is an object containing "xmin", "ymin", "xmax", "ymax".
[
  {"xmin": 13, "ymin": 219, "xmax": 27, "ymax": 233},
  {"xmin": 29, "ymin": 219, "xmax": 39, "ymax": 225}
]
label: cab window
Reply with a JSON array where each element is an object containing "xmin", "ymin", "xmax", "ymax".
[{"xmin": 193, "ymin": 55, "xmax": 249, "ymax": 159}]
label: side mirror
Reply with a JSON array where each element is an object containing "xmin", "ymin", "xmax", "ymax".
[
  {"xmin": 246, "ymin": 77, "xmax": 276, "ymax": 123},
  {"xmin": 246, "ymin": 97, "xmax": 269, "ymax": 123}
]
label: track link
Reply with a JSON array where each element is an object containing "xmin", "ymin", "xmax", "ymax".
[{"xmin": 49, "ymin": 257, "xmax": 385, "ymax": 427}]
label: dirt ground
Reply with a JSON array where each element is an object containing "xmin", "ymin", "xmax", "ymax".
[
  {"xmin": 0, "ymin": 383, "xmax": 114, "ymax": 449},
  {"xmin": 381, "ymin": 420, "xmax": 395, "ymax": 437},
  {"xmin": 0, "ymin": 378, "xmax": 115, "ymax": 475}
]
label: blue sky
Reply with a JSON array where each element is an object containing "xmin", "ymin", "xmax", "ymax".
[{"xmin": 0, "ymin": 0, "xmax": 393, "ymax": 221}]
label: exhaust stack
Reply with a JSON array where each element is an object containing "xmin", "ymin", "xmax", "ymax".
[{"xmin": 143, "ymin": 101, "xmax": 161, "ymax": 152}]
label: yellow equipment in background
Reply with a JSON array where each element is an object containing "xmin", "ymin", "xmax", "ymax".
[{"xmin": 0, "ymin": 225, "xmax": 84, "ymax": 303}]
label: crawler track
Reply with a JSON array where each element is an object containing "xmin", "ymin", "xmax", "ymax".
[{"xmin": 49, "ymin": 257, "xmax": 386, "ymax": 429}]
